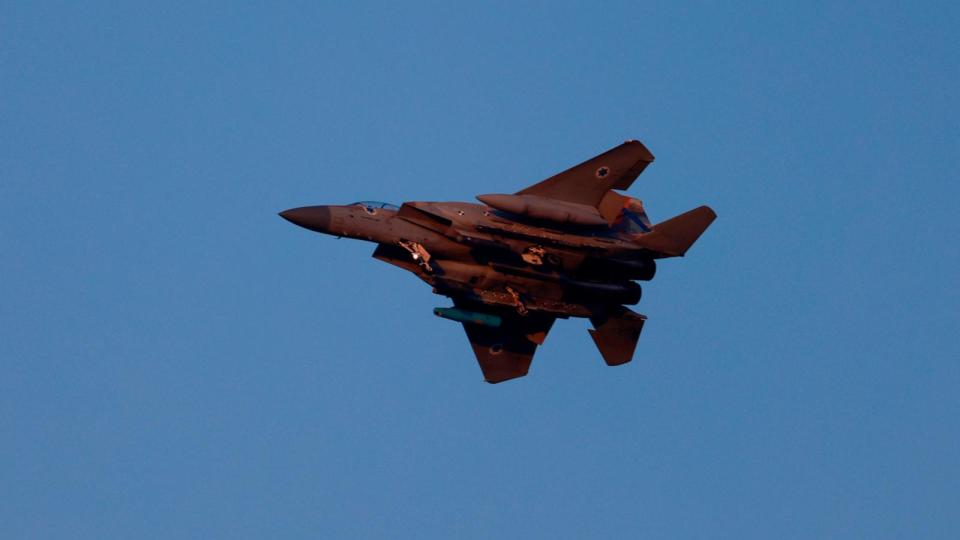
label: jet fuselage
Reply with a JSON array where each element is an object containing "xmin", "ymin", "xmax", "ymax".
[{"xmin": 280, "ymin": 140, "xmax": 716, "ymax": 383}]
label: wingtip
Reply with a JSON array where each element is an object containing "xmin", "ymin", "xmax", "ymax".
[{"xmin": 623, "ymin": 139, "xmax": 655, "ymax": 162}]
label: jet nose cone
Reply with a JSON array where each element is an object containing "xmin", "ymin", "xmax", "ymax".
[{"xmin": 279, "ymin": 206, "xmax": 332, "ymax": 234}]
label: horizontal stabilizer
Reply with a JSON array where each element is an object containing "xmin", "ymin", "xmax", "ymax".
[
  {"xmin": 588, "ymin": 308, "xmax": 646, "ymax": 366},
  {"xmin": 634, "ymin": 206, "xmax": 716, "ymax": 257}
]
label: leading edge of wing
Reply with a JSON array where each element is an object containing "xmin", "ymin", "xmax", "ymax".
[{"xmin": 516, "ymin": 140, "xmax": 655, "ymax": 207}]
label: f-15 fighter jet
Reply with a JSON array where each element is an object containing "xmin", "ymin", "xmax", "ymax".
[{"xmin": 280, "ymin": 140, "xmax": 716, "ymax": 383}]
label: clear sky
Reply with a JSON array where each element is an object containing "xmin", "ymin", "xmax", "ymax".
[{"xmin": 2, "ymin": 1, "xmax": 957, "ymax": 538}]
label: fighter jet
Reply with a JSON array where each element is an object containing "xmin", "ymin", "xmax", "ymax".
[{"xmin": 280, "ymin": 140, "xmax": 716, "ymax": 383}]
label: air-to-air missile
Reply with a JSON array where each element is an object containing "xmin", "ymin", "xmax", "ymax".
[{"xmin": 433, "ymin": 307, "xmax": 502, "ymax": 328}]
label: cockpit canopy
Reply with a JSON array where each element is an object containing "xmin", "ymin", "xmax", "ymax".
[{"xmin": 351, "ymin": 201, "xmax": 399, "ymax": 211}]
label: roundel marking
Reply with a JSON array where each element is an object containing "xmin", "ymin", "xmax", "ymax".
[{"xmin": 595, "ymin": 166, "xmax": 610, "ymax": 179}]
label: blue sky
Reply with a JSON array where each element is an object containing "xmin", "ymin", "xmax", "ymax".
[{"xmin": 2, "ymin": 1, "xmax": 957, "ymax": 538}]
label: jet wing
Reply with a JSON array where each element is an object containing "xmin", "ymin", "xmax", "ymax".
[
  {"xmin": 459, "ymin": 313, "xmax": 556, "ymax": 384},
  {"xmin": 516, "ymin": 140, "xmax": 655, "ymax": 207}
]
